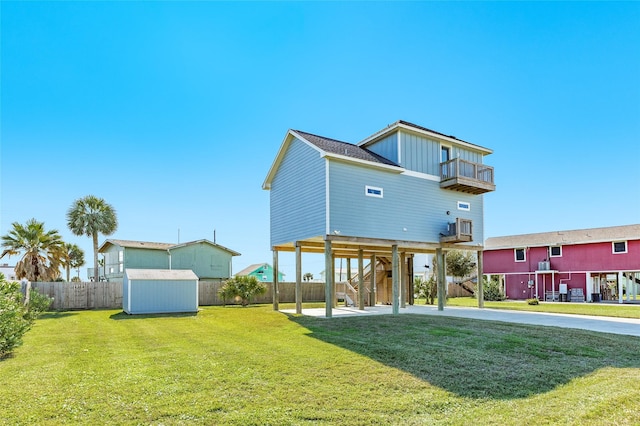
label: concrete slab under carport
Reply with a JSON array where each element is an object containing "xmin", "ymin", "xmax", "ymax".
[{"xmin": 281, "ymin": 304, "xmax": 640, "ymax": 337}]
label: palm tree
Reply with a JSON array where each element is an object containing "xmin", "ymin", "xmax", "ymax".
[
  {"xmin": 0, "ymin": 219, "xmax": 65, "ymax": 282},
  {"xmin": 61, "ymin": 243, "xmax": 85, "ymax": 282},
  {"xmin": 67, "ymin": 195, "xmax": 118, "ymax": 282}
]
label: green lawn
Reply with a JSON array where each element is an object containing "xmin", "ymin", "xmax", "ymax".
[
  {"xmin": 1, "ymin": 305, "xmax": 639, "ymax": 425},
  {"xmin": 445, "ymin": 297, "xmax": 640, "ymax": 319}
]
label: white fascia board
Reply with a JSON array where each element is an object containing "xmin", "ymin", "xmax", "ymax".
[
  {"xmin": 322, "ymin": 152, "xmax": 404, "ymax": 173},
  {"xmin": 401, "ymin": 169, "xmax": 440, "ymax": 182},
  {"xmin": 262, "ymin": 130, "xmax": 326, "ymax": 190}
]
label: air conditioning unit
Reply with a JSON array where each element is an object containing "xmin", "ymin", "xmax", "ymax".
[{"xmin": 538, "ymin": 261, "xmax": 550, "ymax": 271}]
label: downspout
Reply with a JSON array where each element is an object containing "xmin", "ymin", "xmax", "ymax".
[{"xmin": 167, "ymin": 249, "xmax": 172, "ymax": 270}]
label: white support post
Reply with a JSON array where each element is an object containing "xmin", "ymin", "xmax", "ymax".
[
  {"xmin": 370, "ymin": 254, "xmax": 376, "ymax": 307},
  {"xmin": 358, "ymin": 249, "xmax": 365, "ymax": 310},
  {"xmin": 400, "ymin": 252, "xmax": 407, "ymax": 309},
  {"xmin": 436, "ymin": 248, "xmax": 445, "ymax": 311},
  {"xmin": 477, "ymin": 250, "xmax": 484, "ymax": 308}
]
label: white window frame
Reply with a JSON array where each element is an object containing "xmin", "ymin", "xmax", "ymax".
[
  {"xmin": 457, "ymin": 201, "xmax": 471, "ymax": 211},
  {"xmin": 365, "ymin": 185, "xmax": 383, "ymax": 198},
  {"xmin": 514, "ymin": 248, "xmax": 526, "ymax": 262},
  {"xmin": 549, "ymin": 246, "xmax": 562, "ymax": 257},
  {"xmin": 612, "ymin": 241, "xmax": 627, "ymax": 254}
]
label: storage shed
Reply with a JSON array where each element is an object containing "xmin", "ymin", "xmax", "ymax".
[{"xmin": 123, "ymin": 269, "xmax": 199, "ymax": 314}]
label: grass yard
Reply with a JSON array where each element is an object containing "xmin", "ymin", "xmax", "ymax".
[
  {"xmin": 445, "ymin": 297, "xmax": 640, "ymax": 319},
  {"xmin": 1, "ymin": 305, "xmax": 639, "ymax": 425}
]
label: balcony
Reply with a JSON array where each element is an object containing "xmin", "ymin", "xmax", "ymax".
[
  {"xmin": 440, "ymin": 218, "xmax": 473, "ymax": 243},
  {"xmin": 440, "ymin": 158, "xmax": 495, "ymax": 194}
]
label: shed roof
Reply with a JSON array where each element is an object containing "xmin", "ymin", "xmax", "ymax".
[
  {"xmin": 125, "ymin": 268, "xmax": 198, "ymax": 280},
  {"xmin": 485, "ymin": 224, "xmax": 640, "ymax": 250}
]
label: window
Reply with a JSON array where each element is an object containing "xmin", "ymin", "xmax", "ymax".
[
  {"xmin": 550, "ymin": 246, "xmax": 562, "ymax": 257},
  {"xmin": 457, "ymin": 201, "xmax": 470, "ymax": 211},
  {"xmin": 612, "ymin": 241, "xmax": 627, "ymax": 254},
  {"xmin": 514, "ymin": 248, "xmax": 526, "ymax": 262},
  {"xmin": 365, "ymin": 185, "xmax": 383, "ymax": 198}
]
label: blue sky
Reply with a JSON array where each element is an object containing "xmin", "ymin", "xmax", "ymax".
[{"xmin": 1, "ymin": 1, "xmax": 639, "ymax": 280}]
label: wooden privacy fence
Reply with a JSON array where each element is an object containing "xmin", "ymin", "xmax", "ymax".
[{"xmin": 32, "ymin": 281, "xmax": 327, "ymax": 310}]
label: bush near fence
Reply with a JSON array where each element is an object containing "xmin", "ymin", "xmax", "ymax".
[{"xmin": 31, "ymin": 281, "xmax": 327, "ymax": 310}]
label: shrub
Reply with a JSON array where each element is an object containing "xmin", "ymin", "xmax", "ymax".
[
  {"xmin": 527, "ymin": 298, "xmax": 539, "ymax": 305},
  {"xmin": 483, "ymin": 276, "xmax": 505, "ymax": 301},
  {"xmin": 415, "ymin": 276, "xmax": 438, "ymax": 305},
  {"xmin": 0, "ymin": 275, "xmax": 51, "ymax": 359},
  {"xmin": 219, "ymin": 275, "xmax": 267, "ymax": 307}
]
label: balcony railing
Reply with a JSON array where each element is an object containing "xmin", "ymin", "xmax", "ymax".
[
  {"xmin": 440, "ymin": 218, "xmax": 473, "ymax": 243},
  {"xmin": 440, "ymin": 158, "xmax": 495, "ymax": 194}
]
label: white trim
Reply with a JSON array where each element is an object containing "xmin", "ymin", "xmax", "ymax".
[
  {"xmin": 514, "ymin": 248, "xmax": 526, "ymax": 262},
  {"xmin": 325, "ymin": 159, "xmax": 330, "ymax": 236},
  {"xmin": 321, "ymin": 152, "xmax": 404, "ymax": 173},
  {"xmin": 400, "ymin": 169, "xmax": 440, "ymax": 181},
  {"xmin": 397, "ymin": 131, "xmax": 402, "ymax": 166},
  {"xmin": 612, "ymin": 241, "xmax": 628, "ymax": 254},
  {"xmin": 365, "ymin": 185, "xmax": 383, "ymax": 198}
]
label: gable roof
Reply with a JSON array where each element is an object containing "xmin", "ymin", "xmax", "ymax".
[
  {"xmin": 485, "ymin": 224, "xmax": 640, "ymax": 250},
  {"xmin": 293, "ymin": 130, "xmax": 399, "ymax": 167},
  {"xmin": 358, "ymin": 120, "xmax": 493, "ymax": 155},
  {"xmin": 263, "ymin": 128, "xmax": 403, "ymax": 190},
  {"xmin": 99, "ymin": 238, "xmax": 241, "ymax": 256},
  {"xmin": 235, "ymin": 263, "xmax": 285, "ymax": 277}
]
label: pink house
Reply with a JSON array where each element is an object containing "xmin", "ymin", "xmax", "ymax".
[{"xmin": 483, "ymin": 224, "xmax": 640, "ymax": 303}]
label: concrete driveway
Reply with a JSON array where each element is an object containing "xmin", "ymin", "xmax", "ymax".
[{"xmin": 282, "ymin": 304, "xmax": 640, "ymax": 337}]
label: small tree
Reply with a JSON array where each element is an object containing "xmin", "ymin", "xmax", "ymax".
[
  {"xmin": 61, "ymin": 243, "xmax": 85, "ymax": 282},
  {"xmin": 414, "ymin": 276, "xmax": 437, "ymax": 305},
  {"xmin": 0, "ymin": 273, "xmax": 52, "ymax": 359},
  {"xmin": 219, "ymin": 275, "xmax": 267, "ymax": 307},
  {"xmin": 446, "ymin": 250, "xmax": 476, "ymax": 295}
]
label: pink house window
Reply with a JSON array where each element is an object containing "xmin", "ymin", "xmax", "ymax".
[
  {"xmin": 612, "ymin": 241, "xmax": 627, "ymax": 254},
  {"xmin": 550, "ymin": 246, "xmax": 562, "ymax": 257},
  {"xmin": 514, "ymin": 248, "xmax": 526, "ymax": 262}
]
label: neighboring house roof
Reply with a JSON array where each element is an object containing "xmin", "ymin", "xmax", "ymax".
[
  {"xmin": 125, "ymin": 268, "xmax": 198, "ymax": 280},
  {"xmin": 99, "ymin": 238, "xmax": 241, "ymax": 256},
  {"xmin": 485, "ymin": 224, "xmax": 640, "ymax": 250},
  {"xmin": 235, "ymin": 263, "xmax": 285, "ymax": 277},
  {"xmin": 358, "ymin": 120, "xmax": 493, "ymax": 155}
]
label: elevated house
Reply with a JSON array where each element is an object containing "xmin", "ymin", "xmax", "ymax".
[
  {"xmin": 483, "ymin": 225, "xmax": 640, "ymax": 303},
  {"xmin": 98, "ymin": 239, "xmax": 241, "ymax": 281},
  {"xmin": 263, "ymin": 120, "xmax": 495, "ymax": 316},
  {"xmin": 235, "ymin": 263, "xmax": 285, "ymax": 282}
]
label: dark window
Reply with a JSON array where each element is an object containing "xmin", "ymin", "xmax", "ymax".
[
  {"xmin": 613, "ymin": 241, "xmax": 627, "ymax": 254},
  {"xmin": 515, "ymin": 248, "xmax": 526, "ymax": 262},
  {"xmin": 550, "ymin": 246, "xmax": 562, "ymax": 257}
]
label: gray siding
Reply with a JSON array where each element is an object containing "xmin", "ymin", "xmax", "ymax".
[
  {"xmin": 328, "ymin": 161, "xmax": 484, "ymax": 243},
  {"xmin": 124, "ymin": 248, "xmax": 169, "ymax": 270},
  {"xmin": 399, "ymin": 131, "xmax": 440, "ymax": 175},
  {"xmin": 365, "ymin": 133, "xmax": 398, "ymax": 163},
  {"xmin": 124, "ymin": 278, "xmax": 198, "ymax": 314},
  {"xmin": 270, "ymin": 138, "xmax": 326, "ymax": 246}
]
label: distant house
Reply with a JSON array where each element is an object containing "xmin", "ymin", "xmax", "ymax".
[
  {"xmin": 483, "ymin": 224, "xmax": 640, "ymax": 303},
  {"xmin": 0, "ymin": 263, "xmax": 17, "ymax": 281},
  {"xmin": 98, "ymin": 239, "xmax": 241, "ymax": 281},
  {"xmin": 235, "ymin": 263, "xmax": 284, "ymax": 282},
  {"xmin": 263, "ymin": 120, "xmax": 495, "ymax": 316}
]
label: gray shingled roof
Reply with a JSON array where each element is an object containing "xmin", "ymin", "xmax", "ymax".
[
  {"xmin": 293, "ymin": 130, "xmax": 399, "ymax": 167},
  {"xmin": 101, "ymin": 239, "xmax": 174, "ymax": 251},
  {"xmin": 485, "ymin": 224, "xmax": 640, "ymax": 249}
]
